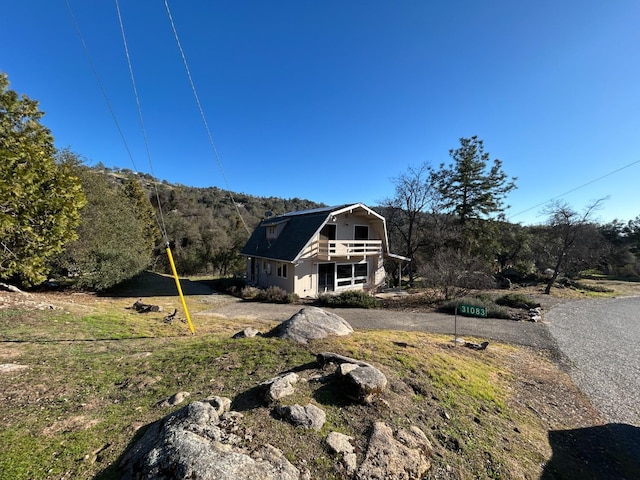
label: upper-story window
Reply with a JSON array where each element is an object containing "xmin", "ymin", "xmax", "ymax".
[
  {"xmin": 266, "ymin": 225, "xmax": 277, "ymax": 239},
  {"xmin": 354, "ymin": 225, "xmax": 369, "ymax": 240}
]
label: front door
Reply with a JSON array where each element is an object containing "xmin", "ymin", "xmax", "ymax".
[{"xmin": 318, "ymin": 263, "xmax": 335, "ymax": 293}]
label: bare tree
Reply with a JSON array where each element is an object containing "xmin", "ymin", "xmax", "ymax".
[
  {"xmin": 541, "ymin": 199, "xmax": 606, "ymax": 294},
  {"xmin": 380, "ymin": 162, "xmax": 439, "ymax": 286}
]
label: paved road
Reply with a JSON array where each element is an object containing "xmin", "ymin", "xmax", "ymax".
[{"xmin": 546, "ymin": 296, "xmax": 640, "ymax": 426}]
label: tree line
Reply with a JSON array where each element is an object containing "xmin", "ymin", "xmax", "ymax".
[
  {"xmin": 2, "ymin": 72, "xmax": 639, "ymax": 293},
  {"xmin": 379, "ymin": 136, "xmax": 640, "ymax": 296}
]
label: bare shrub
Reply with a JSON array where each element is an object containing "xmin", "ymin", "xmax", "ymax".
[{"xmin": 419, "ymin": 249, "xmax": 496, "ymax": 300}]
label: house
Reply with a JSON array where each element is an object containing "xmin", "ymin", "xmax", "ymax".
[{"xmin": 240, "ymin": 203, "xmax": 409, "ymax": 298}]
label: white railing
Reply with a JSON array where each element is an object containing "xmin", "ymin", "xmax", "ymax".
[{"xmin": 314, "ymin": 240, "xmax": 382, "ymax": 259}]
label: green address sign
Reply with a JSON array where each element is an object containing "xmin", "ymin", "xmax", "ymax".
[{"xmin": 458, "ymin": 304, "xmax": 487, "ymax": 318}]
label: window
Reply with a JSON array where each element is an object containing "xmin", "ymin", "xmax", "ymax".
[
  {"xmin": 266, "ymin": 225, "xmax": 277, "ymax": 239},
  {"xmin": 354, "ymin": 225, "xmax": 369, "ymax": 252},
  {"xmin": 277, "ymin": 262, "xmax": 288, "ymax": 278},
  {"xmin": 336, "ymin": 263, "xmax": 368, "ymax": 287},
  {"xmin": 354, "ymin": 225, "xmax": 369, "ymax": 240}
]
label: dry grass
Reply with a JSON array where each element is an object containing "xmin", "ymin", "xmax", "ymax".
[{"xmin": 3, "ymin": 276, "xmax": 636, "ymax": 479}]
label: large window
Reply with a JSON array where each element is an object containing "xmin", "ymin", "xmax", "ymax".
[
  {"xmin": 336, "ymin": 262, "xmax": 368, "ymax": 287},
  {"xmin": 277, "ymin": 262, "xmax": 288, "ymax": 278}
]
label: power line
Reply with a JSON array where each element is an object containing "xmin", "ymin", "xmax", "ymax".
[
  {"xmin": 163, "ymin": 0, "xmax": 251, "ymax": 235},
  {"xmin": 65, "ymin": 0, "xmax": 169, "ymax": 243},
  {"xmin": 114, "ymin": 0, "xmax": 169, "ymax": 243},
  {"xmin": 65, "ymin": 0, "xmax": 137, "ymax": 173},
  {"xmin": 508, "ymin": 158, "xmax": 640, "ymax": 221}
]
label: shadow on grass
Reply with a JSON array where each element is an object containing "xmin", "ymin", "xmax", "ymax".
[
  {"xmin": 100, "ymin": 271, "xmax": 216, "ymax": 298},
  {"xmin": 93, "ymin": 422, "xmax": 154, "ymax": 480},
  {"xmin": 541, "ymin": 423, "xmax": 640, "ymax": 479}
]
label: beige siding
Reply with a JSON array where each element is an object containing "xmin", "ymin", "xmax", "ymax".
[{"xmin": 244, "ymin": 206, "xmax": 392, "ymax": 298}]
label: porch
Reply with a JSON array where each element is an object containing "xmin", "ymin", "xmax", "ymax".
[{"xmin": 312, "ymin": 239, "xmax": 383, "ymax": 260}]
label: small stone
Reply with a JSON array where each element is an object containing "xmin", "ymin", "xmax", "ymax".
[
  {"xmin": 275, "ymin": 403, "xmax": 326, "ymax": 430},
  {"xmin": 232, "ymin": 327, "xmax": 261, "ymax": 339},
  {"xmin": 205, "ymin": 395, "xmax": 232, "ymax": 415},
  {"xmin": 261, "ymin": 372, "xmax": 299, "ymax": 403},
  {"xmin": 326, "ymin": 432, "xmax": 354, "ymax": 454}
]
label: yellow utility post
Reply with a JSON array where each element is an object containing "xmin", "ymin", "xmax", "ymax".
[{"xmin": 165, "ymin": 244, "xmax": 195, "ymax": 334}]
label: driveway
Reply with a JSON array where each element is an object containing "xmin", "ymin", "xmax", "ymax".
[
  {"xmin": 206, "ymin": 295, "xmax": 640, "ymax": 426},
  {"xmin": 204, "ymin": 298, "xmax": 558, "ymax": 350},
  {"xmin": 546, "ymin": 296, "xmax": 640, "ymax": 426}
]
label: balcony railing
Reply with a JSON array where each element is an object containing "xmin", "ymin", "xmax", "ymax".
[{"xmin": 313, "ymin": 239, "xmax": 382, "ymax": 260}]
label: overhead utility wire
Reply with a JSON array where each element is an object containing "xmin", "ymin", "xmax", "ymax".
[
  {"xmin": 65, "ymin": 0, "xmax": 139, "ymax": 174},
  {"xmin": 163, "ymin": 0, "xmax": 251, "ymax": 235},
  {"xmin": 114, "ymin": 0, "xmax": 194, "ymax": 334},
  {"xmin": 66, "ymin": 0, "xmax": 169, "ymax": 243},
  {"xmin": 114, "ymin": 0, "xmax": 170, "ymax": 243},
  {"xmin": 508, "ymin": 158, "xmax": 640, "ymax": 221}
]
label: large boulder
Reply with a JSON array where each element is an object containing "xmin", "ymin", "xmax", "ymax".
[
  {"xmin": 269, "ymin": 307, "xmax": 353, "ymax": 344},
  {"xmin": 120, "ymin": 401, "xmax": 299, "ymax": 480},
  {"xmin": 356, "ymin": 421, "xmax": 432, "ymax": 480}
]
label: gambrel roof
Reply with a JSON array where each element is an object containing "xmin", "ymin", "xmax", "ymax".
[{"xmin": 240, "ymin": 203, "xmax": 388, "ymax": 263}]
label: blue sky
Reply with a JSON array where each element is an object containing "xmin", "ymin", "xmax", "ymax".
[{"xmin": 2, "ymin": 1, "xmax": 639, "ymax": 225}]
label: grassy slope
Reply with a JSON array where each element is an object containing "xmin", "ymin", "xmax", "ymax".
[{"xmin": 0, "ymin": 291, "xmax": 603, "ymax": 480}]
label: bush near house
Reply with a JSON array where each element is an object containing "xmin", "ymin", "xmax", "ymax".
[
  {"xmin": 317, "ymin": 290, "xmax": 380, "ymax": 309},
  {"xmin": 241, "ymin": 285, "xmax": 299, "ymax": 304}
]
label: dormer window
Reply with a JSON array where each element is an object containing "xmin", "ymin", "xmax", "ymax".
[{"xmin": 266, "ymin": 225, "xmax": 278, "ymax": 239}]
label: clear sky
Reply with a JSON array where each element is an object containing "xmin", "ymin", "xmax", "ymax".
[{"xmin": 2, "ymin": 1, "xmax": 639, "ymax": 225}]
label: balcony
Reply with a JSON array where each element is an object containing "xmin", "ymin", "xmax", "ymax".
[{"xmin": 313, "ymin": 239, "xmax": 383, "ymax": 260}]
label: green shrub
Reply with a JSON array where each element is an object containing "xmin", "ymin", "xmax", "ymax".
[
  {"xmin": 317, "ymin": 290, "xmax": 380, "ymax": 308},
  {"xmin": 495, "ymin": 293, "xmax": 540, "ymax": 310}
]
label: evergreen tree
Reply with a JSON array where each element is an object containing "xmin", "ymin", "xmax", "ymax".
[
  {"xmin": 433, "ymin": 136, "xmax": 516, "ymax": 257},
  {"xmin": 435, "ymin": 136, "xmax": 516, "ymax": 224},
  {"xmin": 0, "ymin": 73, "xmax": 85, "ymax": 286}
]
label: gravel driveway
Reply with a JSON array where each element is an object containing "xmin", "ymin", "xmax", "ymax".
[{"xmin": 546, "ymin": 296, "xmax": 640, "ymax": 426}]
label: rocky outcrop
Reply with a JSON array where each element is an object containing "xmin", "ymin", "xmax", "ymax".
[
  {"xmin": 119, "ymin": 350, "xmax": 429, "ymax": 479},
  {"xmin": 119, "ymin": 401, "xmax": 299, "ymax": 480},
  {"xmin": 356, "ymin": 422, "xmax": 433, "ymax": 480},
  {"xmin": 269, "ymin": 307, "xmax": 353, "ymax": 344}
]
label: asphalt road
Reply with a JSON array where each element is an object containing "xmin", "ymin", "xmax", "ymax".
[{"xmin": 546, "ymin": 296, "xmax": 640, "ymax": 426}]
